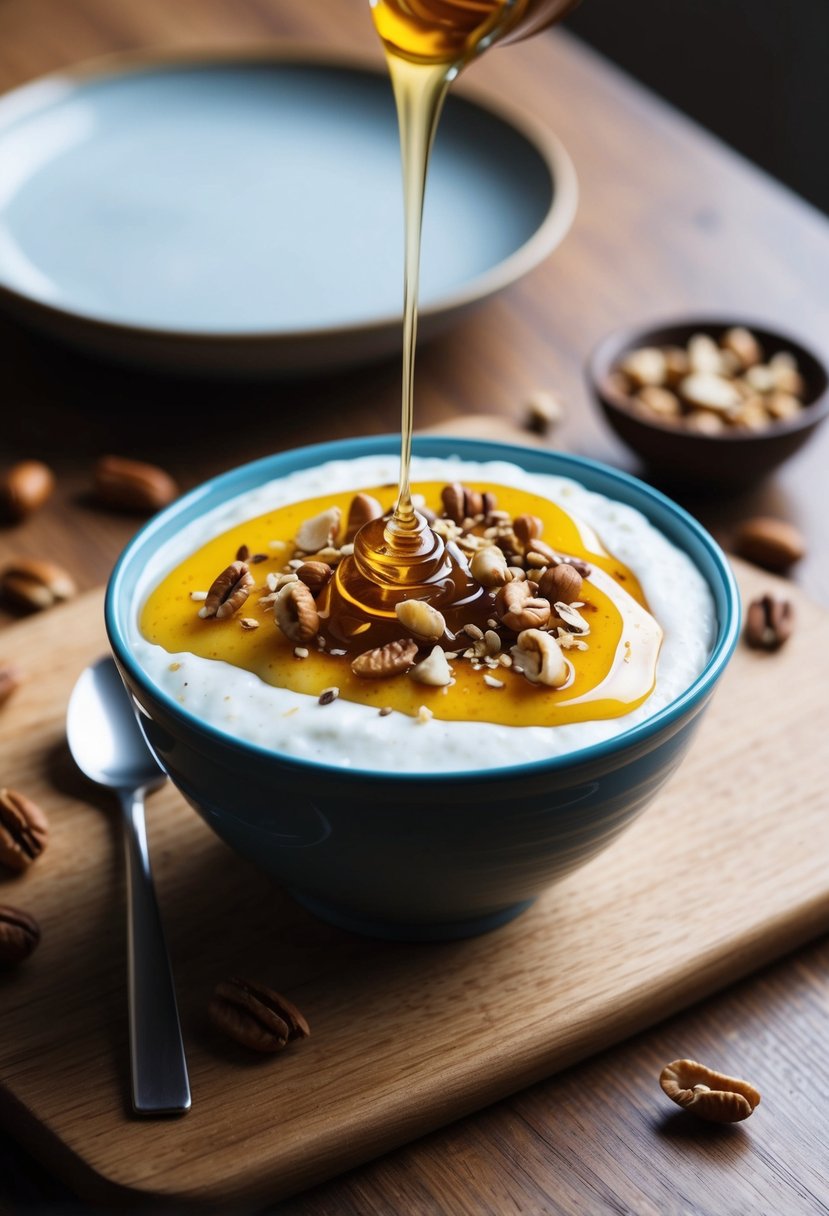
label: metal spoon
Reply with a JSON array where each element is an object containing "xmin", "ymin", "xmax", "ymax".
[{"xmin": 67, "ymin": 656, "xmax": 191, "ymax": 1116}]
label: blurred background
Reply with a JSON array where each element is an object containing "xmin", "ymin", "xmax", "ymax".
[{"xmin": 569, "ymin": 0, "xmax": 829, "ymax": 216}]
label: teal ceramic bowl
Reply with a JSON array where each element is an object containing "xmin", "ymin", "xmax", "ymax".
[{"xmin": 106, "ymin": 437, "xmax": 740, "ymax": 940}]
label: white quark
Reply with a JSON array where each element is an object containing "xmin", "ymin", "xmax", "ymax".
[{"xmin": 130, "ymin": 455, "xmax": 717, "ymax": 773}]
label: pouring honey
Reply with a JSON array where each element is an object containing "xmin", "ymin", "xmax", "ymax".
[{"xmin": 332, "ymin": 0, "xmax": 582, "ymax": 635}]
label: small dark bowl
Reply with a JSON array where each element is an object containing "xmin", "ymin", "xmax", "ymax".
[{"xmin": 588, "ymin": 318, "xmax": 829, "ymax": 489}]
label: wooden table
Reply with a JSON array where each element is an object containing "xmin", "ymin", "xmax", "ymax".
[{"xmin": 1, "ymin": 2, "xmax": 827, "ymax": 1212}]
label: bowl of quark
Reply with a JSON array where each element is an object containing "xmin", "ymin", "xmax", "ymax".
[{"xmin": 105, "ymin": 435, "xmax": 740, "ymax": 941}]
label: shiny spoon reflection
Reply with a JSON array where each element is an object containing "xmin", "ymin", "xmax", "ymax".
[{"xmin": 66, "ymin": 656, "xmax": 191, "ymax": 1116}]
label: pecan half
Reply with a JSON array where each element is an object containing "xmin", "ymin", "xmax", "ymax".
[
  {"xmin": 199, "ymin": 561, "xmax": 254, "ymax": 620},
  {"xmin": 345, "ymin": 493, "xmax": 383, "ymax": 541},
  {"xmin": 0, "ymin": 788, "xmax": 49, "ymax": 872},
  {"xmin": 352, "ymin": 638, "xmax": 419, "ymax": 678},
  {"xmin": 0, "ymin": 905, "xmax": 41, "ymax": 967},
  {"xmin": 659, "ymin": 1059, "xmax": 761, "ymax": 1124},
  {"xmin": 209, "ymin": 976, "xmax": 310, "ymax": 1054},
  {"xmin": 94, "ymin": 455, "xmax": 179, "ymax": 512},
  {"xmin": 274, "ymin": 581, "xmax": 320, "ymax": 644},
  {"xmin": 745, "ymin": 594, "xmax": 794, "ymax": 650},
  {"xmin": 0, "ymin": 557, "xmax": 76, "ymax": 611}
]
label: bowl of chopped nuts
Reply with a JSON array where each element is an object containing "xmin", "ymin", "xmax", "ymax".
[
  {"xmin": 106, "ymin": 435, "xmax": 740, "ymax": 940},
  {"xmin": 588, "ymin": 319, "xmax": 829, "ymax": 487}
]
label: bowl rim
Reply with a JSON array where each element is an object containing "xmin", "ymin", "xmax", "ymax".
[
  {"xmin": 587, "ymin": 314, "xmax": 829, "ymax": 442},
  {"xmin": 106, "ymin": 435, "xmax": 741, "ymax": 784}
]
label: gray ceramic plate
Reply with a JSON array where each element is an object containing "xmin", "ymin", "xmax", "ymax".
[{"xmin": 0, "ymin": 50, "xmax": 576, "ymax": 375}]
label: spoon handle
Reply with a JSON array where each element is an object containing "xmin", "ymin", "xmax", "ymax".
[{"xmin": 120, "ymin": 788, "xmax": 191, "ymax": 1115}]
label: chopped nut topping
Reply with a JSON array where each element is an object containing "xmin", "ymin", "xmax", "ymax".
[
  {"xmin": 379, "ymin": 706, "xmax": 393, "ymax": 716},
  {"xmin": 395, "ymin": 598, "xmax": 446, "ymax": 641},
  {"xmin": 554, "ymin": 602, "xmax": 590, "ymax": 635},
  {"xmin": 189, "ymin": 590, "xmax": 208, "ymax": 602},
  {"xmin": 483, "ymin": 674, "xmax": 504, "ymax": 689},
  {"xmin": 294, "ymin": 647, "xmax": 309, "ymax": 659},
  {"xmin": 295, "ymin": 507, "xmax": 341, "ymax": 553},
  {"xmin": 416, "ymin": 705, "xmax": 434, "ymax": 724},
  {"xmin": 239, "ymin": 617, "xmax": 259, "ymax": 631},
  {"xmin": 410, "ymin": 645, "xmax": 453, "ymax": 687},
  {"xmin": 511, "ymin": 629, "xmax": 569, "ymax": 688},
  {"xmin": 318, "ymin": 687, "xmax": 339, "ymax": 706},
  {"xmin": 236, "ymin": 544, "xmax": 250, "ymax": 562}
]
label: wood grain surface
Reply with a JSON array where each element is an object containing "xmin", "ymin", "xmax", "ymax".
[
  {"xmin": 0, "ymin": 562, "xmax": 826, "ymax": 1208},
  {"xmin": 1, "ymin": 0, "xmax": 828, "ymax": 1212}
]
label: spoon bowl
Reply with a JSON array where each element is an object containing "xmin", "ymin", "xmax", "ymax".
[{"xmin": 67, "ymin": 658, "xmax": 166, "ymax": 792}]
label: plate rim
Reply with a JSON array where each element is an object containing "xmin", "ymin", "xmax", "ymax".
[{"xmin": 0, "ymin": 43, "xmax": 578, "ymax": 348}]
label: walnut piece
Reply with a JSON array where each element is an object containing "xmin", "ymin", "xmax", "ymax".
[{"xmin": 351, "ymin": 639, "xmax": 419, "ymax": 678}]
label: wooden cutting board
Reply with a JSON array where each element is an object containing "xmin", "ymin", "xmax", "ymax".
[{"xmin": 1, "ymin": 564, "xmax": 827, "ymax": 1208}]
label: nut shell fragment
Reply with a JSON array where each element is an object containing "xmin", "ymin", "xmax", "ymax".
[{"xmin": 659, "ymin": 1059, "xmax": 760, "ymax": 1124}]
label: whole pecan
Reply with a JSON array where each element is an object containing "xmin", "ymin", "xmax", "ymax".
[
  {"xmin": 274, "ymin": 580, "xmax": 320, "ymax": 643},
  {"xmin": 0, "ymin": 788, "xmax": 49, "ymax": 872},
  {"xmin": 0, "ymin": 905, "xmax": 40, "ymax": 967},
  {"xmin": 351, "ymin": 638, "xmax": 419, "ymax": 678},
  {"xmin": 659, "ymin": 1059, "xmax": 761, "ymax": 1124},
  {"xmin": 0, "ymin": 460, "xmax": 55, "ymax": 521},
  {"xmin": 94, "ymin": 455, "xmax": 179, "ymax": 512},
  {"xmin": 199, "ymin": 561, "xmax": 254, "ymax": 621},
  {"xmin": 745, "ymin": 594, "xmax": 794, "ymax": 650},
  {"xmin": 209, "ymin": 976, "xmax": 310, "ymax": 1053}
]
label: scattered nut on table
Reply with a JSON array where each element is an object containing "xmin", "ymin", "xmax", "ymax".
[
  {"xmin": 0, "ymin": 460, "xmax": 55, "ymax": 522},
  {"xmin": 659, "ymin": 1059, "xmax": 761, "ymax": 1123},
  {"xmin": 0, "ymin": 788, "xmax": 49, "ymax": 872},
  {"xmin": 94, "ymin": 455, "xmax": 179, "ymax": 512},
  {"xmin": 0, "ymin": 905, "xmax": 41, "ymax": 967},
  {"xmin": 0, "ymin": 557, "xmax": 77, "ymax": 611},
  {"xmin": 523, "ymin": 390, "xmax": 566, "ymax": 435},
  {"xmin": 745, "ymin": 594, "xmax": 794, "ymax": 650},
  {"xmin": 611, "ymin": 328, "xmax": 810, "ymax": 434},
  {"xmin": 209, "ymin": 976, "xmax": 310, "ymax": 1053},
  {"xmin": 733, "ymin": 516, "xmax": 806, "ymax": 572}
]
